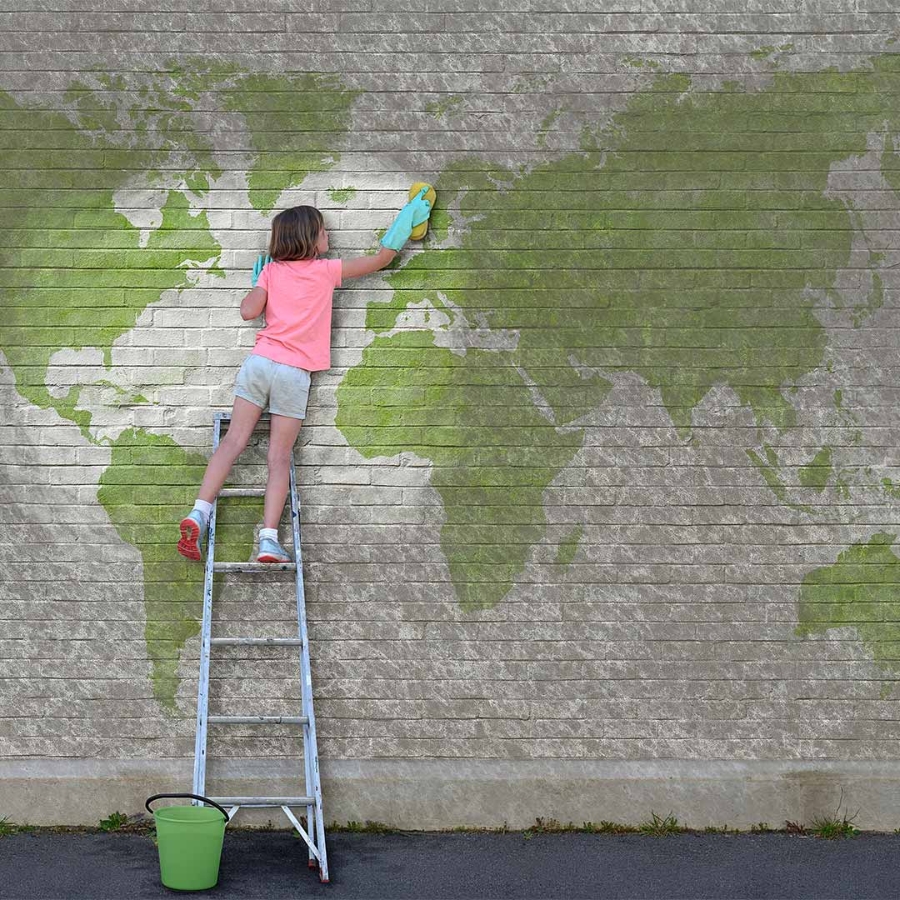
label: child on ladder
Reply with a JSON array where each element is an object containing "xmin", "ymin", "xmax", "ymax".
[{"xmin": 177, "ymin": 188, "xmax": 433, "ymax": 563}]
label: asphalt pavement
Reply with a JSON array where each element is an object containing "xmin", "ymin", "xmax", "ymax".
[{"xmin": 2, "ymin": 830, "xmax": 900, "ymax": 899}]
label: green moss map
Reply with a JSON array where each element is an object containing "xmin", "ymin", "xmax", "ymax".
[
  {"xmin": 337, "ymin": 56, "xmax": 900, "ymax": 611},
  {"xmin": 3, "ymin": 54, "xmax": 900, "ymax": 704},
  {"xmin": 97, "ymin": 429, "xmax": 258, "ymax": 709},
  {"xmin": 796, "ymin": 533, "xmax": 900, "ymax": 674},
  {"xmin": 0, "ymin": 64, "xmax": 357, "ymax": 708}
]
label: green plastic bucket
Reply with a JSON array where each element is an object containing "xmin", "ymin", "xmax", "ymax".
[{"xmin": 146, "ymin": 793, "xmax": 229, "ymax": 891}]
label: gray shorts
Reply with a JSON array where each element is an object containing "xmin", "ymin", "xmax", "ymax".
[{"xmin": 233, "ymin": 353, "xmax": 311, "ymax": 420}]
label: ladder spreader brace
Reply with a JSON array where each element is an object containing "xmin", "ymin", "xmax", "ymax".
[{"xmin": 191, "ymin": 411, "xmax": 329, "ymax": 883}]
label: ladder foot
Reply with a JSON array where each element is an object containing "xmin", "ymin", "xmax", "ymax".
[{"xmin": 308, "ymin": 860, "xmax": 317, "ymax": 869}]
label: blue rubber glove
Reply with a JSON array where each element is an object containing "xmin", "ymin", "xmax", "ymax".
[
  {"xmin": 380, "ymin": 188, "xmax": 432, "ymax": 251},
  {"xmin": 252, "ymin": 253, "xmax": 271, "ymax": 287},
  {"xmin": 411, "ymin": 196, "xmax": 432, "ymax": 229}
]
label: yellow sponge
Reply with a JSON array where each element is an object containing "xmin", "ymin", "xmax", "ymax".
[{"xmin": 409, "ymin": 181, "xmax": 436, "ymax": 240}]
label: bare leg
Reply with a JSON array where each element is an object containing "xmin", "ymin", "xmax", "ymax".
[
  {"xmin": 263, "ymin": 414, "xmax": 304, "ymax": 529},
  {"xmin": 197, "ymin": 396, "xmax": 264, "ymax": 502}
]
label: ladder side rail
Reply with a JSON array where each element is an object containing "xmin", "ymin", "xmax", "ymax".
[
  {"xmin": 290, "ymin": 459, "xmax": 328, "ymax": 881},
  {"xmin": 289, "ymin": 459, "xmax": 316, "ymax": 868},
  {"xmin": 192, "ymin": 415, "xmax": 223, "ymax": 800}
]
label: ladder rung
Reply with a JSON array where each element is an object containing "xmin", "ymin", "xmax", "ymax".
[
  {"xmin": 213, "ymin": 562, "xmax": 296, "ymax": 573},
  {"xmin": 218, "ymin": 488, "xmax": 266, "ymax": 498},
  {"xmin": 217, "ymin": 413, "xmax": 271, "ymax": 427},
  {"xmin": 208, "ymin": 715, "xmax": 308, "ymax": 725},
  {"xmin": 217, "ymin": 412, "xmax": 270, "ymax": 421},
  {"xmin": 211, "ymin": 638, "xmax": 303, "ymax": 647},
  {"xmin": 209, "ymin": 796, "xmax": 315, "ymax": 807}
]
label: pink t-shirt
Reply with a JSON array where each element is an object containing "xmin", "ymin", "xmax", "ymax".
[{"xmin": 253, "ymin": 257, "xmax": 342, "ymax": 371}]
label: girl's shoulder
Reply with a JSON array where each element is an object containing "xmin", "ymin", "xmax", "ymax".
[
  {"xmin": 271, "ymin": 257, "xmax": 341, "ymax": 288},
  {"xmin": 274, "ymin": 257, "xmax": 332, "ymax": 271}
]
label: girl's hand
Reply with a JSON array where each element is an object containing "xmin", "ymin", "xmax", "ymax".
[
  {"xmin": 252, "ymin": 253, "xmax": 272, "ymax": 287},
  {"xmin": 380, "ymin": 188, "xmax": 432, "ymax": 251}
]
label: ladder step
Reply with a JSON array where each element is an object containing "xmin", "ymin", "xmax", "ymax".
[
  {"xmin": 213, "ymin": 562, "xmax": 296, "ymax": 573},
  {"xmin": 217, "ymin": 412, "xmax": 270, "ymax": 422},
  {"xmin": 211, "ymin": 638, "xmax": 303, "ymax": 647},
  {"xmin": 209, "ymin": 796, "xmax": 315, "ymax": 808},
  {"xmin": 217, "ymin": 412, "xmax": 272, "ymax": 430},
  {"xmin": 218, "ymin": 488, "xmax": 266, "ymax": 498},
  {"xmin": 208, "ymin": 715, "xmax": 308, "ymax": 725}
]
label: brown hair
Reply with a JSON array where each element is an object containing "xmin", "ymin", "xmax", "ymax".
[{"xmin": 268, "ymin": 206, "xmax": 324, "ymax": 261}]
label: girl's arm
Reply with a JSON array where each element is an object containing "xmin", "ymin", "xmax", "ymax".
[
  {"xmin": 240, "ymin": 286, "xmax": 267, "ymax": 320},
  {"xmin": 341, "ymin": 246, "xmax": 397, "ymax": 280}
]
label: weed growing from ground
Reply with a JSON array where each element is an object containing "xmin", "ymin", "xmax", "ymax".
[
  {"xmin": 810, "ymin": 815, "xmax": 859, "ymax": 839},
  {"xmin": 448, "ymin": 822, "xmax": 511, "ymax": 833},
  {"xmin": 98, "ymin": 812, "xmax": 130, "ymax": 832},
  {"xmin": 638, "ymin": 812, "xmax": 684, "ymax": 836},
  {"xmin": 808, "ymin": 788, "xmax": 861, "ymax": 839},
  {"xmin": 0, "ymin": 817, "xmax": 18, "ymax": 837},
  {"xmin": 334, "ymin": 820, "xmax": 393, "ymax": 834}
]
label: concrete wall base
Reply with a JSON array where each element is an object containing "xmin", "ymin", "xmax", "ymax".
[{"xmin": 3, "ymin": 759, "xmax": 900, "ymax": 831}]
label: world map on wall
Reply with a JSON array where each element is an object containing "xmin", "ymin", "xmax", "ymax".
[{"xmin": 3, "ymin": 54, "xmax": 900, "ymax": 710}]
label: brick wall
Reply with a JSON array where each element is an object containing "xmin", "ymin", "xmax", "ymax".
[{"xmin": 3, "ymin": 0, "xmax": 900, "ymax": 828}]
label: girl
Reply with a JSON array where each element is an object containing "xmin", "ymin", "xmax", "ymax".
[{"xmin": 177, "ymin": 188, "xmax": 432, "ymax": 563}]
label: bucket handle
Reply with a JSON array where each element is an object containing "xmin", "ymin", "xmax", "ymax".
[{"xmin": 145, "ymin": 793, "xmax": 230, "ymax": 822}]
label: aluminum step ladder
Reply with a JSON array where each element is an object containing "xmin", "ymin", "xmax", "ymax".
[{"xmin": 191, "ymin": 411, "xmax": 329, "ymax": 883}]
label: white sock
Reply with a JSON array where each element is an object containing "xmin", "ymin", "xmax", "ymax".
[
  {"xmin": 259, "ymin": 527, "xmax": 279, "ymax": 543},
  {"xmin": 192, "ymin": 499, "xmax": 213, "ymax": 524}
]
